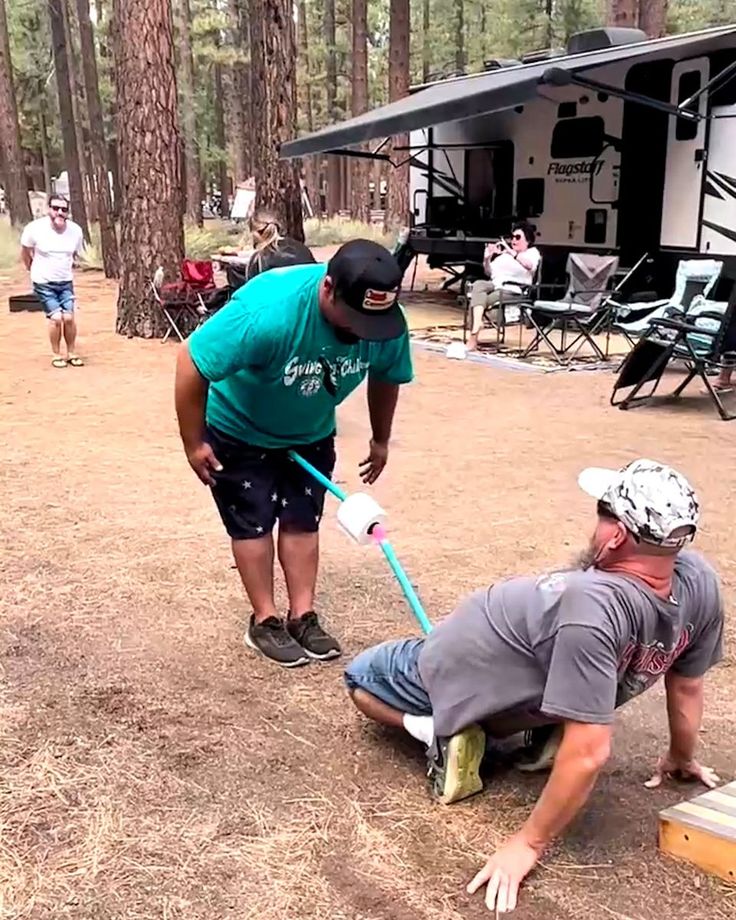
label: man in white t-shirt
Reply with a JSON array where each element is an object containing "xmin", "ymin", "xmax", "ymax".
[
  {"xmin": 20, "ymin": 195, "xmax": 85, "ymax": 368},
  {"xmin": 467, "ymin": 222, "xmax": 541, "ymax": 351}
]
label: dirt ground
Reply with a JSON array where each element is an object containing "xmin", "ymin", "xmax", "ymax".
[{"xmin": 2, "ymin": 261, "xmax": 736, "ymax": 920}]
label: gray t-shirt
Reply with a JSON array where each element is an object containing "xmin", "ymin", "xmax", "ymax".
[{"xmin": 418, "ymin": 551, "xmax": 723, "ymax": 738}]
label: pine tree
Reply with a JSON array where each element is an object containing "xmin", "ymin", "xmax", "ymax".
[
  {"xmin": 350, "ymin": 0, "xmax": 370, "ymax": 222},
  {"xmin": 76, "ymin": 0, "xmax": 120, "ymax": 277},
  {"xmin": 0, "ymin": 0, "xmax": 31, "ymax": 225},
  {"xmin": 385, "ymin": 0, "xmax": 409, "ymax": 231},
  {"xmin": 177, "ymin": 0, "xmax": 203, "ymax": 225},
  {"xmin": 113, "ymin": 0, "xmax": 185, "ymax": 337}
]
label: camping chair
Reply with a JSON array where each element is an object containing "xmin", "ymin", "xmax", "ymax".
[
  {"xmin": 612, "ymin": 258, "xmax": 723, "ymax": 346},
  {"xmin": 151, "ymin": 266, "xmax": 211, "ymax": 343},
  {"xmin": 462, "ymin": 258, "xmax": 543, "ymax": 349},
  {"xmin": 610, "ymin": 286, "xmax": 736, "ymax": 421},
  {"xmin": 522, "ymin": 253, "xmax": 619, "ymax": 364}
]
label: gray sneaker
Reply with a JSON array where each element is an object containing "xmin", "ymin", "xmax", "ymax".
[
  {"xmin": 286, "ymin": 612, "xmax": 341, "ymax": 661},
  {"xmin": 515, "ymin": 724, "xmax": 563, "ymax": 772},
  {"xmin": 245, "ymin": 615, "xmax": 310, "ymax": 668}
]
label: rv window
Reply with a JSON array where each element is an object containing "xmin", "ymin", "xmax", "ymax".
[
  {"xmin": 516, "ymin": 178, "xmax": 545, "ymax": 218},
  {"xmin": 675, "ymin": 70, "xmax": 701, "ymax": 141},
  {"xmin": 550, "ymin": 116, "xmax": 604, "ymax": 159}
]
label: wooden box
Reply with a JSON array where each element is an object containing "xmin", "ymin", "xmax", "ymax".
[{"xmin": 659, "ymin": 780, "xmax": 736, "ymax": 882}]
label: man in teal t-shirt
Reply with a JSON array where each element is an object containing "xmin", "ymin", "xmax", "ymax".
[{"xmin": 175, "ymin": 239, "xmax": 414, "ymax": 667}]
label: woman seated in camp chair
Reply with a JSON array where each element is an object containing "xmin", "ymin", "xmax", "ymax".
[
  {"xmin": 467, "ymin": 221, "xmax": 540, "ymax": 352},
  {"xmin": 217, "ymin": 209, "xmax": 316, "ymax": 293}
]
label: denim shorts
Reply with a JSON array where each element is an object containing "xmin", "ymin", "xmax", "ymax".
[
  {"xmin": 33, "ymin": 281, "xmax": 75, "ymax": 318},
  {"xmin": 344, "ymin": 638, "xmax": 432, "ymax": 715}
]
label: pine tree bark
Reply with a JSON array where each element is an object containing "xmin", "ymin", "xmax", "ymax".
[
  {"xmin": 422, "ymin": 0, "xmax": 431, "ymax": 83},
  {"xmin": 214, "ymin": 63, "xmax": 230, "ymax": 217},
  {"xmin": 350, "ymin": 0, "xmax": 370, "ymax": 223},
  {"xmin": 49, "ymin": 0, "xmax": 90, "ymax": 241},
  {"xmin": 385, "ymin": 0, "xmax": 410, "ymax": 232},
  {"xmin": 454, "ymin": 0, "xmax": 464, "ymax": 74},
  {"xmin": 63, "ymin": 0, "xmax": 96, "ymax": 222},
  {"xmin": 39, "ymin": 106, "xmax": 52, "ymax": 192},
  {"xmin": 638, "ymin": 0, "xmax": 667, "ymax": 38},
  {"xmin": 250, "ymin": 0, "xmax": 304, "ymax": 240},
  {"xmin": 178, "ymin": 0, "xmax": 202, "ymax": 225},
  {"xmin": 0, "ymin": 0, "xmax": 31, "ymax": 225},
  {"xmin": 227, "ymin": 0, "xmax": 251, "ymax": 181},
  {"xmin": 324, "ymin": 0, "xmax": 341, "ymax": 216},
  {"xmin": 76, "ymin": 0, "xmax": 120, "ymax": 277},
  {"xmin": 607, "ymin": 0, "xmax": 638, "ymax": 28},
  {"xmin": 113, "ymin": 0, "xmax": 184, "ymax": 337},
  {"xmin": 298, "ymin": 0, "xmax": 319, "ymax": 214}
]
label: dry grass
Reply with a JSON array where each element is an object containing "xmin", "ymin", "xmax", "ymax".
[{"xmin": 1, "ymin": 265, "xmax": 735, "ymax": 919}]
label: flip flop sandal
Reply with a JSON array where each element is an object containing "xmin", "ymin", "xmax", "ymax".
[
  {"xmin": 52, "ymin": 357, "xmax": 68, "ymax": 368},
  {"xmin": 67, "ymin": 356, "xmax": 84, "ymax": 367}
]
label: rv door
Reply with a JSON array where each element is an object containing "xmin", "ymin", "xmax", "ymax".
[{"xmin": 660, "ymin": 58, "xmax": 709, "ymax": 250}]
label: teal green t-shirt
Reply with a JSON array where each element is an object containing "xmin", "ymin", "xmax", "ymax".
[{"xmin": 187, "ymin": 263, "xmax": 414, "ymax": 447}]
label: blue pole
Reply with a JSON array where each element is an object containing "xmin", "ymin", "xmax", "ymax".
[{"xmin": 288, "ymin": 449, "xmax": 432, "ymax": 634}]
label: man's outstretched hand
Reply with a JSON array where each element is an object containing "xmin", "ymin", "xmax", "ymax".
[
  {"xmin": 644, "ymin": 753, "xmax": 720, "ymax": 790},
  {"xmin": 359, "ymin": 439, "xmax": 389, "ymax": 484},
  {"xmin": 467, "ymin": 834, "xmax": 541, "ymax": 913}
]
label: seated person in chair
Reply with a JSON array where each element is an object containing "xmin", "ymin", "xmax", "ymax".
[
  {"xmin": 344, "ymin": 459, "xmax": 722, "ymax": 914},
  {"xmin": 467, "ymin": 221, "xmax": 540, "ymax": 351}
]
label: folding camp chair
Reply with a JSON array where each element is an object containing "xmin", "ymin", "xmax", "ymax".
[
  {"xmin": 612, "ymin": 258, "xmax": 723, "ymax": 346},
  {"xmin": 522, "ymin": 253, "xmax": 619, "ymax": 364},
  {"xmin": 151, "ymin": 266, "xmax": 210, "ymax": 343},
  {"xmin": 611, "ymin": 286, "xmax": 736, "ymax": 421},
  {"xmin": 463, "ymin": 260, "xmax": 543, "ymax": 349}
]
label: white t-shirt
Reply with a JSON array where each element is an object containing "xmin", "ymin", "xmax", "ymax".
[
  {"xmin": 490, "ymin": 246, "xmax": 541, "ymax": 292},
  {"xmin": 20, "ymin": 217, "xmax": 84, "ymax": 285}
]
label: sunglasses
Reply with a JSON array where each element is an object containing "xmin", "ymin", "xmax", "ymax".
[
  {"xmin": 50, "ymin": 206, "xmax": 69, "ymax": 215},
  {"xmin": 511, "ymin": 233, "xmax": 524, "ymax": 240}
]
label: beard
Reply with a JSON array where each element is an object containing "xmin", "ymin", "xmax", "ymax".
[{"xmin": 571, "ymin": 540, "xmax": 598, "ymax": 571}]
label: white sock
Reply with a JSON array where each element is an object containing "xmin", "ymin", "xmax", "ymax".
[{"xmin": 402, "ymin": 713, "xmax": 435, "ymax": 747}]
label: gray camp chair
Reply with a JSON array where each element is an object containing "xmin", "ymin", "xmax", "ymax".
[
  {"xmin": 611, "ymin": 286, "xmax": 736, "ymax": 421},
  {"xmin": 613, "ymin": 258, "xmax": 723, "ymax": 345},
  {"xmin": 522, "ymin": 253, "xmax": 619, "ymax": 364}
]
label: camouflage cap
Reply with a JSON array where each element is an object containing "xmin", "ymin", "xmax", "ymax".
[{"xmin": 578, "ymin": 458, "xmax": 700, "ymax": 548}]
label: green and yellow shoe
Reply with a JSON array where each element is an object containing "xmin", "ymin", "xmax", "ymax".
[{"xmin": 427, "ymin": 723, "xmax": 486, "ymax": 805}]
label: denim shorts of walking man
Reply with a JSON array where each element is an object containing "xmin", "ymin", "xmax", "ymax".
[{"xmin": 175, "ymin": 239, "xmax": 414, "ymax": 667}]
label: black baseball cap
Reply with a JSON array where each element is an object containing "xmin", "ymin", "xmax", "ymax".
[{"xmin": 327, "ymin": 239, "xmax": 406, "ymax": 341}]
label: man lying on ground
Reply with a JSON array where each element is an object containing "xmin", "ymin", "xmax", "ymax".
[{"xmin": 344, "ymin": 459, "xmax": 723, "ymax": 913}]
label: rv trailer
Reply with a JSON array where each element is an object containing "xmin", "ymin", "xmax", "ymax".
[{"xmin": 282, "ymin": 24, "xmax": 736, "ymax": 294}]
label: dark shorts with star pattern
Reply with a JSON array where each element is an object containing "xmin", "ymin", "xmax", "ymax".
[{"xmin": 206, "ymin": 426, "xmax": 337, "ymax": 540}]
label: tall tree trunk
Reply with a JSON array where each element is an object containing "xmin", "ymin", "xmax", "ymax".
[
  {"xmin": 638, "ymin": 0, "xmax": 667, "ymax": 38},
  {"xmin": 227, "ymin": 0, "xmax": 251, "ymax": 180},
  {"xmin": 224, "ymin": 0, "xmax": 247, "ymax": 183},
  {"xmin": 63, "ymin": 0, "xmax": 95, "ymax": 221},
  {"xmin": 49, "ymin": 0, "xmax": 90, "ymax": 240},
  {"xmin": 607, "ymin": 0, "xmax": 638, "ymax": 28},
  {"xmin": 39, "ymin": 106, "xmax": 52, "ymax": 193},
  {"xmin": 76, "ymin": 0, "xmax": 120, "ymax": 277},
  {"xmin": 113, "ymin": 0, "xmax": 184, "ymax": 337},
  {"xmin": 214, "ymin": 63, "xmax": 229, "ymax": 217},
  {"xmin": 454, "ymin": 0, "xmax": 464, "ymax": 74},
  {"xmin": 350, "ymin": 0, "xmax": 370, "ymax": 223},
  {"xmin": 385, "ymin": 0, "xmax": 410, "ymax": 232},
  {"xmin": 250, "ymin": 0, "xmax": 304, "ymax": 239},
  {"xmin": 0, "ymin": 0, "xmax": 31, "ymax": 226},
  {"xmin": 422, "ymin": 0, "xmax": 431, "ymax": 83},
  {"xmin": 177, "ymin": 0, "xmax": 202, "ymax": 225},
  {"xmin": 324, "ymin": 0, "xmax": 340, "ymax": 216},
  {"xmin": 298, "ymin": 0, "xmax": 319, "ymax": 214}
]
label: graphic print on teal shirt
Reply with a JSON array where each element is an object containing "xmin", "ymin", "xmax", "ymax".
[{"xmin": 187, "ymin": 262, "xmax": 414, "ymax": 447}]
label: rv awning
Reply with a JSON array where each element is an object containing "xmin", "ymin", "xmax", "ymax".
[{"xmin": 281, "ymin": 24, "xmax": 736, "ymax": 159}]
